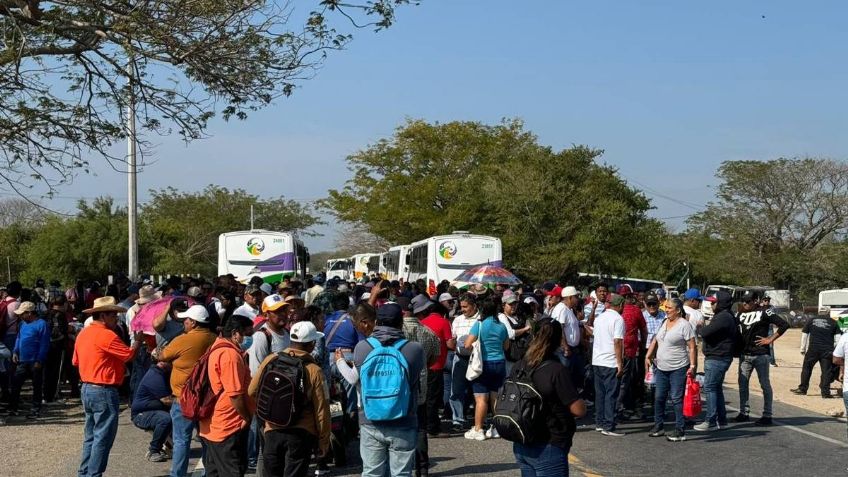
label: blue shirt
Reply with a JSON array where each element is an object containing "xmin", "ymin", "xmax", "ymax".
[
  {"xmin": 470, "ymin": 317, "xmax": 508, "ymax": 362},
  {"xmin": 323, "ymin": 310, "xmax": 363, "ymax": 351},
  {"xmin": 131, "ymin": 366, "xmax": 171, "ymax": 416},
  {"xmin": 14, "ymin": 319, "xmax": 50, "ymax": 364}
]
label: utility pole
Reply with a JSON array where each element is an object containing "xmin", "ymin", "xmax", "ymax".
[{"xmin": 126, "ymin": 60, "xmax": 139, "ymax": 281}]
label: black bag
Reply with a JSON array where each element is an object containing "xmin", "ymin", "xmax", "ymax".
[
  {"xmin": 505, "ymin": 315, "xmax": 530, "ymax": 362},
  {"xmin": 492, "ymin": 361, "xmax": 550, "ymax": 444},
  {"xmin": 255, "ymin": 352, "xmax": 307, "ymax": 427}
]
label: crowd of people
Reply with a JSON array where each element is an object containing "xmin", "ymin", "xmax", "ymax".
[{"xmin": 1, "ymin": 272, "xmax": 845, "ymax": 477}]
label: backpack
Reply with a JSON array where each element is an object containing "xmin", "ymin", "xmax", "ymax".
[
  {"xmin": 360, "ymin": 337, "xmax": 412, "ymax": 421},
  {"xmin": 255, "ymin": 352, "xmax": 307, "ymax": 427},
  {"xmin": 492, "ymin": 360, "xmax": 551, "ymax": 444},
  {"xmin": 505, "ymin": 315, "xmax": 530, "ymax": 362},
  {"xmin": 179, "ymin": 341, "xmax": 230, "ymax": 421},
  {"xmin": 0, "ymin": 298, "xmax": 11, "ymax": 337}
]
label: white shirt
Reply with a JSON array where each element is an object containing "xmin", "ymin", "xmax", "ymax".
[
  {"xmin": 125, "ymin": 304, "xmax": 139, "ymax": 344},
  {"xmin": 683, "ymin": 305, "xmax": 704, "ymax": 331},
  {"xmin": 451, "ymin": 313, "xmax": 477, "ymax": 340},
  {"xmin": 498, "ymin": 312, "xmax": 519, "ymax": 340},
  {"xmin": 833, "ymin": 333, "xmax": 848, "ymax": 392},
  {"xmin": 583, "ymin": 301, "xmax": 605, "ymax": 323},
  {"xmin": 233, "ymin": 303, "xmax": 258, "ymax": 320},
  {"xmin": 551, "ymin": 302, "xmax": 581, "ymax": 347},
  {"xmin": 592, "ymin": 309, "xmax": 625, "ymax": 369}
]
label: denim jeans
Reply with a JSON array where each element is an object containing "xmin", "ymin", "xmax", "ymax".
[
  {"xmin": 449, "ymin": 355, "xmax": 470, "ymax": 425},
  {"xmin": 593, "ymin": 366, "xmax": 620, "ymax": 432},
  {"xmin": 559, "ymin": 351, "xmax": 585, "ymax": 395},
  {"xmin": 513, "ymin": 442, "xmax": 570, "ymax": 477},
  {"xmin": 738, "ymin": 354, "xmax": 773, "ymax": 417},
  {"xmin": 170, "ymin": 401, "xmax": 195, "ymax": 477},
  {"xmin": 442, "ymin": 351, "xmax": 454, "ymax": 415},
  {"xmin": 133, "ymin": 410, "xmax": 173, "ymax": 453},
  {"xmin": 129, "ymin": 348, "xmax": 151, "ymax": 406},
  {"xmin": 616, "ymin": 357, "xmax": 639, "ymax": 414},
  {"xmin": 0, "ymin": 334, "xmax": 17, "ymax": 397},
  {"xmin": 653, "ymin": 366, "xmax": 688, "ymax": 432},
  {"xmin": 703, "ymin": 357, "xmax": 732, "ymax": 426},
  {"xmin": 78, "ymin": 384, "xmax": 120, "ymax": 477},
  {"xmin": 359, "ymin": 422, "xmax": 417, "ymax": 477},
  {"xmin": 843, "ymin": 392, "xmax": 848, "ymax": 441}
]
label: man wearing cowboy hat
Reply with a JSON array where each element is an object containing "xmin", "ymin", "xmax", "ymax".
[
  {"xmin": 10, "ymin": 301, "xmax": 50, "ymax": 419},
  {"xmin": 74, "ymin": 296, "xmax": 144, "ymax": 477},
  {"xmin": 159, "ymin": 304, "xmax": 218, "ymax": 477}
]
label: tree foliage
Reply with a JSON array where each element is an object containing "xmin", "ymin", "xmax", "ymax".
[
  {"xmin": 322, "ymin": 119, "xmax": 662, "ymax": 282},
  {"xmin": 0, "ymin": 0, "xmax": 416, "ymax": 195},
  {"xmin": 142, "ymin": 185, "xmax": 321, "ymax": 276}
]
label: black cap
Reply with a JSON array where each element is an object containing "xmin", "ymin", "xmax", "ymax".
[
  {"xmin": 741, "ymin": 291, "xmax": 756, "ymax": 303},
  {"xmin": 376, "ymin": 303, "xmax": 403, "ymax": 324},
  {"xmin": 645, "ymin": 293, "xmax": 659, "ymax": 304}
]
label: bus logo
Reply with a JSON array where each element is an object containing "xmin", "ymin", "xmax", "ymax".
[
  {"xmin": 246, "ymin": 237, "xmax": 265, "ymax": 256},
  {"xmin": 438, "ymin": 241, "xmax": 457, "ymax": 260}
]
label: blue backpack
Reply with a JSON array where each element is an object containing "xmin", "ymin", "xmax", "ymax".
[{"xmin": 360, "ymin": 337, "xmax": 412, "ymax": 421}]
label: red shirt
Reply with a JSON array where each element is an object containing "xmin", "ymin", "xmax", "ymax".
[
  {"xmin": 421, "ymin": 313, "xmax": 453, "ymax": 371},
  {"xmin": 621, "ymin": 304, "xmax": 647, "ymax": 358}
]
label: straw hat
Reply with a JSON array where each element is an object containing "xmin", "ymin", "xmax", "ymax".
[
  {"xmin": 135, "ymin": 285, "xmax": 158, "ymax": 305},
  {"xmin": 83, "ymin": 296, "xmax": 128, "ymax": 315}
]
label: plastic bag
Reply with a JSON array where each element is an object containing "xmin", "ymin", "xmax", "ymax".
[
  {"xmin": 644, "ymin": 365, "xmax": 656, "ymax": 385},
  {"xmin": 683, "ymin": 373, "xmax": 702, "ymax": 419}
]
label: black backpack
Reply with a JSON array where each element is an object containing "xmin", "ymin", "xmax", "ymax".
[
  {"xmin": 493, "ymin": 360, "xmax": 550, "ymax": 444},
  {"xmin": 506, "ymin": 316, "xmax": 531, "ymax": 362},
  {"xmin": 255, "ymin": 352, "xmax": 308, "ymax": 427}
]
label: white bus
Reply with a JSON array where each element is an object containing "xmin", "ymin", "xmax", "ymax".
[
  {"xmin": 819, "ymin": 289, "xmax": 848, "ymax": 318},
  {"xmin": 350, "ymin": 253, "xmax": 381, "ymax": 280},
  {"xmin": 326, "ymin": 258, "xmax": 351, "ymax": 281},
  {"xmin": 381, "ymin": 245, "xmax": 410, "ymax": 281},
  {"xmin": 218, "ymin": 230, "xmax": 308, "ymax": 284},
  {"xmin": 406, "ymin": 233, "xmax": 502, "ymax": 296}
]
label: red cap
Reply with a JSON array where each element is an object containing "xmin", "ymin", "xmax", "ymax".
[
  {"xmin": 546, "ymin": 285, "xmax": 564, "ymax": 297},
  {"xmin": 616, "ymin": 284, "xmax": 634, "ymax": 296},
  {"xmin": 705, "ymin": 295, "xmax": 717, "ymax": 303}
]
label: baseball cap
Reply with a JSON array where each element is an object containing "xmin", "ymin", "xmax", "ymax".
[
  {"xmin": 655, "ymin": 288, "xmax": 667, "ymax": 298},
  {"xmin": 376, "ymin": 303, "xmax": 404, "ymax": 324},
  {"xmin": 546, "ymin": 285, "xmax": 564, "ymax": 297},
  {"xmin": 741, "ymin": 291, "xmax": 756, "ymax": 303},
  {"xmin": 289, "ymin": 321, "xmax": 324, "ymax": 343},
  {"xmin": 245, "ymin": 284, "xmax": 261, "ymax": 295},
  {"xmin": 502, "ymin": 293, "xmax": 518, "ymax": 305},
  {"xmin": 262, "ymin": 294, "xmax": 289, "ymax": 313},
  {"xmin": 176, "ymin": 304, "xmax": 210, "ymax": 323},
  {"xmin": 645, "ymin": 293, "xmax": 660, "ymax": 305},
  {"xmin": 14, "ymin": 301, "xmax": 36, "ymax": 314},
  {"xmin": 705, "ymin": 295, "xmax": 718, "ymax": 303},
  {"xmin": 259, "ymin": 283, "xmax": 273, "ymax": 295},
  {"xmin": 438, "ymin": 293, "xmax": 455, "ymax": 303},
  {"xmin": 561, "ymin": 286, "xmax": 580, "ymax": 298},
  {"xmin": 523, "ymin": 296, "xmax": 539, "ymax": 305},
  {"xmin": 616, "ymin": 284, "xmax": 634, "ymax": 296},
  {"xmin": 609, "ymin": 294, "xmax": 625, "ymax": 307},
  {"xmin": 683, "ymin": 288, "xmax": 705, "ymax": 301},
  {"xmin": 186, "ymin": 286, "xmax": 203, "ymax": 298}
]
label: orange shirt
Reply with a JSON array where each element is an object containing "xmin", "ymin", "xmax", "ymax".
[
  {"xmin": 72, "ymin": 321, "xmax": 135, "ymax": 386},
  {"xmin": 199, "ymin": 338, "xmax": 253, "ymax": 443},
  {"xmin": 159, "ymin": 328, "xmax": 217, "ymax": 398}
]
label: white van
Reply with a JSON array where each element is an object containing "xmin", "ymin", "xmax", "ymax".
[
  {"xmin": 217, "ymin": 230, "xmax": 308, "ymax": 283},
  {"xmin": 819, "ymin": 289, "xmax": 848, "ymax": 318},
  {"xmin": 326, "ymin": 258, "xmax": 351, "ymax": 281},
  {"xmin": 406, "ymin": 233, "xmax": 502, "ymax": 296},
  {"xmin": 700, "ymin": 285, "xmax": 737, "ymax": 318}
]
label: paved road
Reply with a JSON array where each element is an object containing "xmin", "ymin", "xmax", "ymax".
[{"xmin": 6, "ymin": 383, "xmax": 848, "ymax": 477}]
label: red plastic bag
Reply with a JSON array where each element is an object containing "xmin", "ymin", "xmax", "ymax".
[{"xmin": 683, "ymin": 373, "xmax": 702, "ymax": 419}]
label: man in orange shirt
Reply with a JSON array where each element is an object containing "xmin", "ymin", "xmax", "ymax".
[
  {"xmin": 73, "ymin": 297, "xmax": 142, "ymax": 477},
  {"xmin": 159, "ymin": 304, "xmax": 218, "ymax": 477},
  {"xmin": 201, "ymin": 314, "xmax": 256, "ymax": 477}
]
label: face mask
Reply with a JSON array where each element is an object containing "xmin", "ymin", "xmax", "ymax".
[{"xmin": 240, "ymin": 335, "xmax": 253, "ymax": 351}]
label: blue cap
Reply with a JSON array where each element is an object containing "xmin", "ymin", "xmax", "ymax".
[
  {"xmin": 654, "ymin": 288, "xmax": 666, "ymax": 298},
  {"xmin": 683, "ymin": 288, "xmax": 704, "ymax": 301}
]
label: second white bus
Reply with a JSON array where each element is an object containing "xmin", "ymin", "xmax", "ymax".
[{"xmin": 406, "ymin": 233, "xmax": 502, "ymax": 295}]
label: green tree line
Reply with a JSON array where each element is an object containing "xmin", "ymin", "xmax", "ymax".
[{"xmin": 0, "ymin": 186, "xmax": 320, "ymax": 284}]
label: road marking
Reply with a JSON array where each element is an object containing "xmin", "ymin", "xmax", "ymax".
[
  {"xmin": 726, "ymin": 405, "xmax": 848, "ymax": 448},
  {"xmin": 570, "ymin": 453, "xmax": 603, "ymax": 477}
]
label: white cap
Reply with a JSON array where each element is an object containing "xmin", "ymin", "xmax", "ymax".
[
  {"xmin": 360, "ymin": 292, "xmax": 372, "ymax": 301},
  {"xmin": 289, "ymin": 321, "xmax": 324, "ymax": 343},
  {"xmin": 438, "ymin": 293, "xmax": 455, "ymax": 303},
  {"xmin": 176, "ymin": 304, "xmax": 210, "ymax": 323},
  {"xmin": 561, "ymin": 286, "xmax": 580, "ymax": 298},
  {"xmin": 259, "ymin": 283, "xmax": 273, "ymax": 295}
]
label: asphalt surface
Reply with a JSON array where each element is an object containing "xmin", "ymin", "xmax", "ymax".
[{"xmin": 5, "ymin": 384, "xmax": 848, "ymax": 477}]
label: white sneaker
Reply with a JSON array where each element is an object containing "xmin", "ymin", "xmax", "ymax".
[
  {"xmin": 485, "ymin": 425, "xmax": 500, "ymax": 439},
  {"xmin": 464, "ymin": 428, "xmax": 487, "ymax": 441},
  {"xmin": 693, "ymin": 421, "xmax": 721, "ymax": 432}
]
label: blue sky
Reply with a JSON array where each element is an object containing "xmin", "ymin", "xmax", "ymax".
[{"xmin": 27, "ymin": 0, "xmax": 848, "ymax": 252}]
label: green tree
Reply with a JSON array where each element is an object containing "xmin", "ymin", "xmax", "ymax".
[
  {"xmin": 323, "ymin": 119, "xmax": 664, "ymax": 282},
  {"xmin": 687, "ymin": 158, "xmax": 848, "ymax": 298},
  {"xmin": 23, "ymin": 197, "xmax": 142, "ymax": 283},
  {"xmin": 142, "ymin": 185, "xmax": 321, "ymax": 276},
  {"xmin": 0, "ymin": 0, "xmax": 416, "ymax": 194}
]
